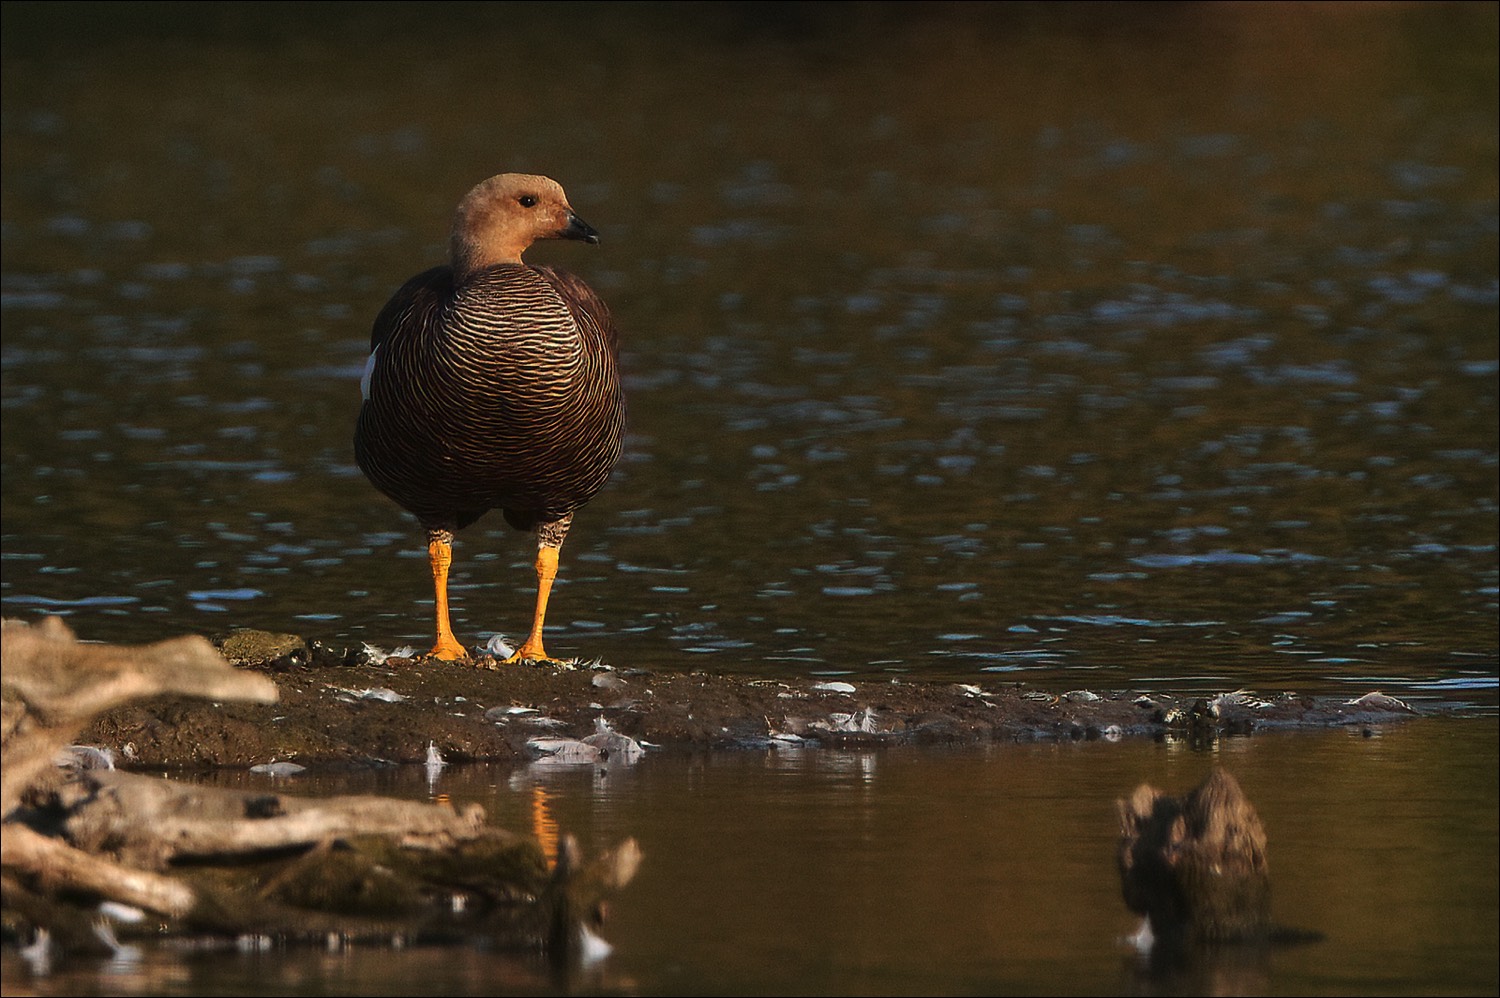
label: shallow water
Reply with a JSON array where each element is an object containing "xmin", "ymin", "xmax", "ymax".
[
  {"xmin": 1, "ymin": 3, "xmax": 1497, "ymax": 994},
  {"xmin": 5, "ymin": 718, "xmax": 1496, "ymax": 996}
]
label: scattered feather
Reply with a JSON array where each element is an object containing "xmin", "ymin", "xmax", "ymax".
[
  {"xmin": 526, "ymin": 717, "xmax": 645, "ymax": 766},
  {"xmin": 250, "ymin": 761, "xmax": 306, "ymax": 777},
  {"xmin": 819, "ymin": 708, "xmax": 879, "ymax": 733},
  {"xmin": 1211, "ymin": 689, "xmax": 1274, "ymax": 711},
  {"xmin": 525, "ymin": 737, "xmax": 603, "ymax": 765},
  {"xmin": 361, "ymin": 642, "xmax": 417, "ymax": 665},
  {"xmin": 955, "ymin": 684, "xmax": 999, "ymax": 707},
  {"xmin": 483, "ymin": 704, "xmax": 540, "ymax": 722},
  {"xmin": 1346, "ymin": 691, "xmax": 1416, "ymax": 713},
  {"xmin": 424, "ymin": 741, "xmax": 446, "ymax": 786},
  {"xmin": 1124, "ymin": 917, "xmax": 1155, "ymax": 955},
  {"xmin": 96, "ymin": 902, "xmax": 145, "ymax": 924},
  {"xmin": 521, "ymin": 716, "xmax": 570, "ymax": 730},
  {"xmin": 58, "ymin": 744, "xmax": 115, "ymax": 770},
  {"xmin": 485, "ymin": 633, "xmax": 516, "ymax": 659},
  {"xmin": 585, "ymin": 717, "xmax": 645, "ymax": 762},
  {"xmin": 19, "ymin": 928, "xmax": 51, "ymax": 975},
  {"xmin": 812, "ymin": 681, "xmax": 857, "ymax": 694},
  {"xmin": 329, "ymin": 686, "xmax": 408, "ymax": 703},
  {"xmin": 92, "ymin": 919, "xmax": 140, "ymax": 965},
  {"xmin": 583, "ymin": 715, "xmax": 645, "ymax": 764},
  {"xmin": 576, "ymin": 923, "xmax": 614, "ymax": 965}
]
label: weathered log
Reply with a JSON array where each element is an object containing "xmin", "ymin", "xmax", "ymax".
[
  {"xmin": 1, "ymin": 617, "xmax": 640, "ymax": 961},
  {"xmin": 2, "ymin": 616, "xmax": 279, "ymax": 818},
  {"xmin": 61, "ymin": 769, "xmax": 490, "ymax": 869},
  {"xmin": 1, "ymin": 823, "xmax": 195, "ymax": 917}
]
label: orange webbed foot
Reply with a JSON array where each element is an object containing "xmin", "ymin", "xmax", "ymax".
[
  {"xmin": 504, "ymin": 640, "xmax": 553, "ymax": 665},
  {"xmin": 428, "ymin": 636, "xmax": 469, "ymax": 661}
]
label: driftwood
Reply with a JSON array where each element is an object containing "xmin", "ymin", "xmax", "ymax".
[
  {"xmin": 1, "ymin": 617, "xmax": 640, "ymax": 964},
  {"xmin": 1115, "ymin": 768, "xmax": 1324, "ymax": 991},
  {"xmin": 1, "ymin": 615, "xmax": 279, "ymax": 819}
]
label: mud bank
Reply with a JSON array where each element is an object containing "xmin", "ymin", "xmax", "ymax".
[{"xmin": 82, "ymin": 628, "xmax": 1423, "ymax": 771}]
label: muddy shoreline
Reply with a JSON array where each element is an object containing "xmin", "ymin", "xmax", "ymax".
[
  {"xmin": 79, "ymin": 628, "xmax": 1423, "ymax": 771},
  {"xmin": 0, "ymin": 619, "xmax": 1433, "ymax": 970}
]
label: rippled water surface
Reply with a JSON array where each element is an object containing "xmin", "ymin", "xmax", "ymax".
[
  {"xmin": 1, "ymin": 4, "xmax": 1497, "ymax": 993},
  {"xmin": 2, "ymin": 4, "xmax": 1495, "ymax": 707}
]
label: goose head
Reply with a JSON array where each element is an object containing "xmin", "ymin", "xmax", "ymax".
[{"xmin": 448, "ymin": 173, "xmax": 598, "ymax": 278}]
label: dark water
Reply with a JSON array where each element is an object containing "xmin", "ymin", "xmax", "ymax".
[
  {"xmin": 1, "ymin": 3, "xmax": 1496, "ymax": 705},
  {"xmin": 1, "ymin": 4, "xmax": 1497, "ymax": 994},
  {"xmin": 6, "ymin": 720, "xmax": 1497, "ymax": 997}
]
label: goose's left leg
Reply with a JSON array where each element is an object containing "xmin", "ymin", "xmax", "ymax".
[{"xmin": 507, "ymin": 514, "xmax": 571, "ymax": 663}]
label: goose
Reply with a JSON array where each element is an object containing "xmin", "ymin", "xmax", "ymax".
[{"xmin": 355, "ymin": 173, "xmax": 625, "ymax": 662}]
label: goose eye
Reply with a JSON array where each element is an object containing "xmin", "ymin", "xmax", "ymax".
[{"xmin": 518, "ymin": 195, "xmax": 538, "ymax": 208}]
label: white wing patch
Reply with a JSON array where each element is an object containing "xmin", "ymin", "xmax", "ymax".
[{"xmin": 360, "ymin": 346, "xmax": 379, "ymax": 400}]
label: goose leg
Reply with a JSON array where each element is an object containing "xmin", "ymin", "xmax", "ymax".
[
  {"xmin": 427, "ymin": 530, "xmax": 468, "ymax": 661},
  {"xmin": 508, "ymin": 545, "xmax": 559, "ymax": 662},
  {"xmin": 508, "ymin": 515, "xmax": 571, "ymax": 663}
]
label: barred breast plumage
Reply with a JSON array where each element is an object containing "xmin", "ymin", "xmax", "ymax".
[{"xmin": 354, "ymin": 173, "xmax": 626, "ymax": 663}]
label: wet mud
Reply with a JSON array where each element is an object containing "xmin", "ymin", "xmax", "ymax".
[{"xmin": 81, "ymin": 629, "xmax": 1423, "ymax": 771}]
